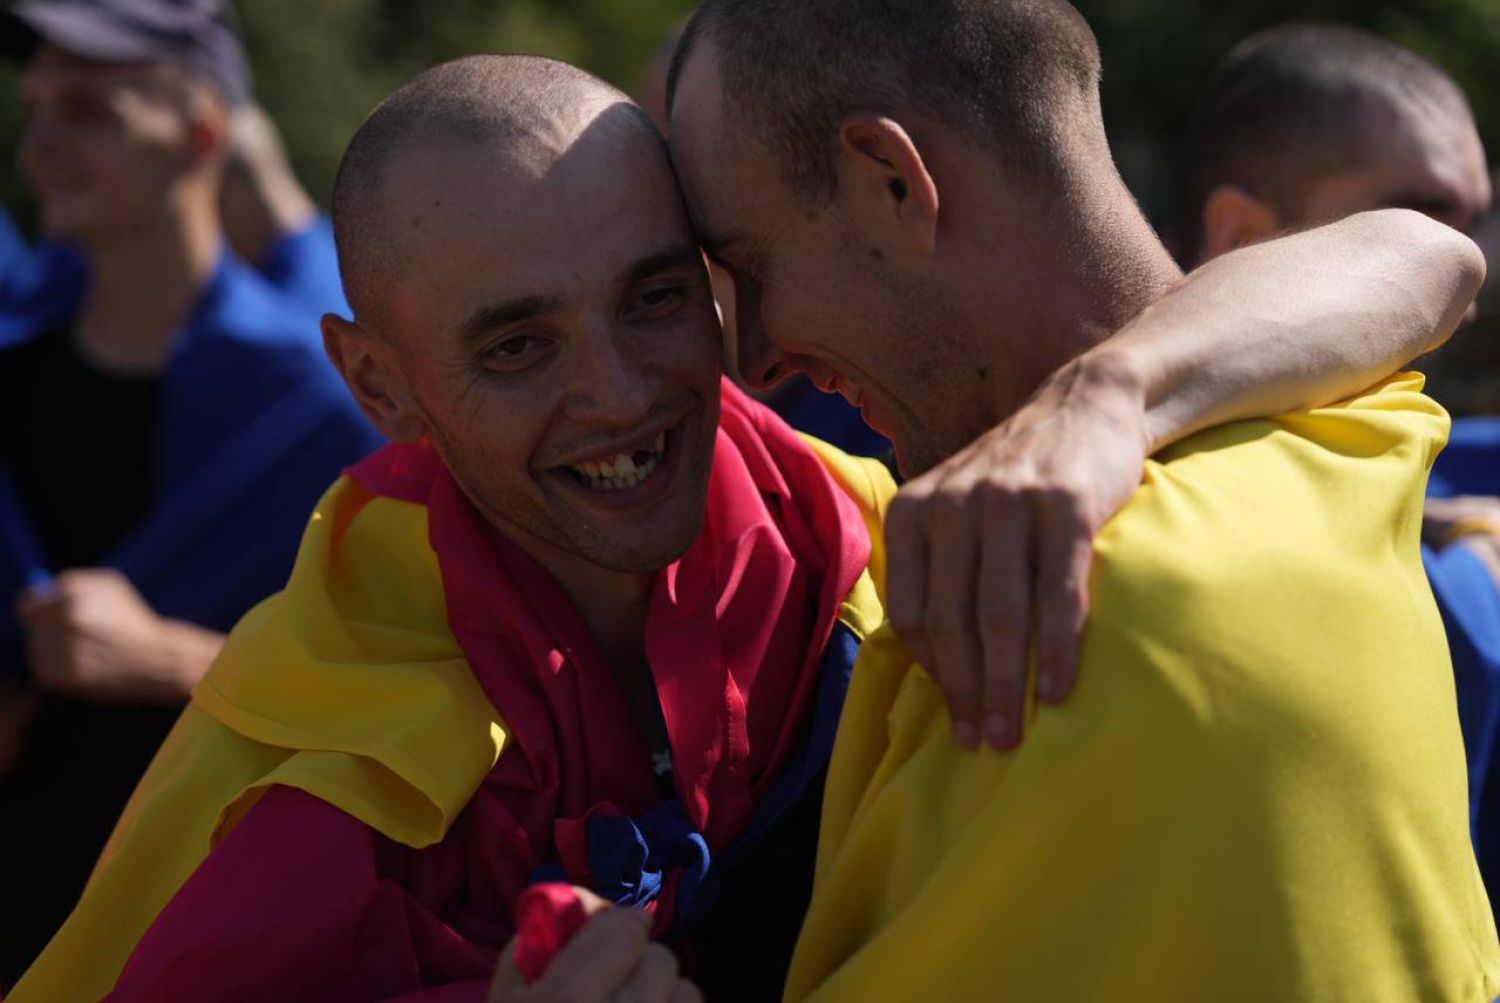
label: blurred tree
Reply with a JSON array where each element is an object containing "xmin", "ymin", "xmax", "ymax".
[
  {"xmin": 239, "ymin": 0, "xmax": 695, "ymax": 205},
  {"xmin": 2, "ymin": 0, "xmax": 1498, "ymax": 401}
]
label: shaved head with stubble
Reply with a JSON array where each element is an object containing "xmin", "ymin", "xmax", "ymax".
[
  {"xmin": 322, "ymin": 55, "xmax": 725, "ymax": 592},
  {"xmin": 667, "ymin": 0, "xmax": 1180, "ymax": 477}
]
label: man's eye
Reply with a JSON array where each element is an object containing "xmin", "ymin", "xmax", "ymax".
[
  {"xmin": 494, "ymin": 336, "xmax": 532, "ymax": 356},
  {"xmin": 629, "ymin": 285, "xmax": 687, "ymax": 319},
  {"xmin": 483, "ymin": 334, "xmax": 550, "ymax": 371}
]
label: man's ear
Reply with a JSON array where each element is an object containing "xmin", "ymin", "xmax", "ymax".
[
  {"xmin": 322, "ymin": 314, "xmax": 428, "ymax": 442},
  {"xmin": 1200, "ymin": 184, "xmax": 1282, "ymax": 261},
  {"xmin": 836, "ymin": 113, "xmax": 940, "ymax": 257}
]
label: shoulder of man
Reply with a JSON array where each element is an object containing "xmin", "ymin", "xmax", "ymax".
[
  {"xmin": 1073, "ymin": 372, "xmax": 1455, "ymax": 762},
  {"xmin": 792, "ymin": 374, "xmax": 1496, "ymax": 1002},
  {"xmin": 1095, "ymin": 371, "xmax": 1446, "ymax": 632}
]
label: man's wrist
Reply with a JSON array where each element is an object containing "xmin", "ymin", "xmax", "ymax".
[{"xmin": 1066, "ymin": 344, "xmax": 1154, "ymax": 455}]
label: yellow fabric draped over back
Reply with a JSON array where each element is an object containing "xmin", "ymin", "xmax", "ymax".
[
  {"xmin": 788, "ymin": 374, "xmax": 1500, "ymax": 1002},
  {"xmin": 11, "ymin": 442, "xmax": 892, "ymax": 1003}
]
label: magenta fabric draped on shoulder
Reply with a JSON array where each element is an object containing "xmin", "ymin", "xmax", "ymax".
[{"xmin": 105, "ymin": 380, "xmax": 871, "ymax": 1001}]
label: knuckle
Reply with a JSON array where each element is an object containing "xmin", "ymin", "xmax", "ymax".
[
  {"xmin": 940, "ymin": 672, "xmax": 981, "ymax": 706},
  {"xmin": 976, "ymin": 602, "xmax": 1021, "ymax": 636},
  {"xmin": 643, "ymin": 942, "xmax": 678, "ymax": 968},
  {"xmin": 888, "ymin": 489, "xmax": 927, "ymax": 522},
  {"xmin": 924, "ymin": 608, "xmax": 970, "ymax": 639},
  {"xmin": 1031, "ymin": 484, "xmax": 1080, "ymax": 511},
  {"xmin": 929, "ymin": 488, "xmax": 970, "ymax": 523},
  {"xmin": 888, "ymin": 601, "xmax": 924, "ymax": 638},
  {"xmin": 982, "ymin": 671, "xmax": 1025, "ymax": 705},
  {"xmin": 976, "ymin": 479, "xmax": 1021, "ymax": 513}
]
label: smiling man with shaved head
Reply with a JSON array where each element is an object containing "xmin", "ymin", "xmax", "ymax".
[{"xmin": 10, "ymin": 41, "xmax": 1495, "ymax": 1002}]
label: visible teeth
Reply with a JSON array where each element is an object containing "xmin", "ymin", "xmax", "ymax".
[{"xmin": 567, "ymin": 437, "xmax": 666, "ymax": 491}]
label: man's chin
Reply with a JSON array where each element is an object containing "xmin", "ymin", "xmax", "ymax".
[{"xmin": 578, "ymin": 521, "xmax": 705, "ymax": 575}]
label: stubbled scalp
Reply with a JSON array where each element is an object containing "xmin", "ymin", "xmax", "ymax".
[
  {"xmin": 668, "ymin": 0, "xmax": 1105, "ymax": 202},
  {"xmin": 332, "ymin": 54, "xmax": 658, "ymax": 328},
  {"xmin": 1174, "ymin": 22, "xmax": 1477, "ymax": 262}
]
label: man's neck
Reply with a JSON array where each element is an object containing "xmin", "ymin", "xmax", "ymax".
[
  {"xmin": 970, "ymin": 172, "xmax": 1183, "ymax": 426},
  {"xmin": 74, "ymin": 196, "xmax": 222, "ymax": 376},
  {"xmin": 560, "ymin": 564, "xmax": 655, "ymax": 668}
]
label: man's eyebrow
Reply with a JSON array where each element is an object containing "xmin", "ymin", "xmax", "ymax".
[
  {"xmin": 453, "ymin": 294, "xmax": 564, "ymax": 345},
  {"xmin": 619, "ymin": 243, "xmax": 705, "ymax": 285}
]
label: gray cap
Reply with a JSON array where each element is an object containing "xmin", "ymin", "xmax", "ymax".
[{"xmin": 2, "ymin": 0, "xmax": 252, "ymax": 105}]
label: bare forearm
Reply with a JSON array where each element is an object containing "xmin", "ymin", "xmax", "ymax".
[
  {"xmin": 157, "ymin": 620, "xmax": 225, "ymax": 700},
  {"xmin": 1084, "ymin": 209, "xmax": 1485, "ymax": 451}
]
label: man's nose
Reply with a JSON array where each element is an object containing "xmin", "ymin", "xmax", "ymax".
[
  {"xmin": 569, "ymin": 323, "xmax": 659, "ymax": 424},
  {"xmin": 732, "ymin": 279, "xmax": 787, "ymax": 390}
]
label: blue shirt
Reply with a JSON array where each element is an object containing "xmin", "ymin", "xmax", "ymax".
[
  {"xmin": 0, "ymin": 248, "xmax": 384, "ymax": 673},
  {"xmin": 257, "ymin": 214, "xmax": 350, "ymax": 318},
  {"xmin": 1426, "ymin": 416, "xmax": 1500, "ymax": 907}
]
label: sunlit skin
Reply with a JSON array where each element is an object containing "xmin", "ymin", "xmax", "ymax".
[
  {"xmin": 19, "ymin": 45, "xmax": 210, "ymax": 245},
  {"xmin": 666, "ymin": 39, "xmax": 1152, "ymax": 479},
  {"xmin": 668, "ymin": 44, "xmax": 1005, "ymax": 478},
  {"xmin": 324, "ymin": 104, "xmax": 724, "ymax": 625}
]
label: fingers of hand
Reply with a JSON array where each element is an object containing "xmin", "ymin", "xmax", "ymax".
[
  {"xmin": 670, "ymin": 982, "xmax": 705, "ymax": 1003},
  {"xmin": 488, "ymin": 938, "xmax": 525, "ymax": 1003},
  {"xmin": 534, "ymin": 906, "xmax": 653, "ymax": 1001},
  {"xmin": 884, "ymin": 487, "xmax": 935, "ymax": 668},
  {"xmin": 921, "ymin": 485, "xmax": 984, "ymax": 749},
  {"xmin": 572, "ymin": 886, "xmax": 613, "ymax": 917},
  {"xmin": 975, "ymin": 486, "xmax": 1030, "ymax": 750},
  {"xmin": 614, "ymin": 943, "xmax": 681, "ymax": 1003},
  {"xmin": 1033, "ymin": 494, "xmax": 1093, "ymax": 705}
]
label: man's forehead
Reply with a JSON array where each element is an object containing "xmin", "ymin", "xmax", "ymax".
[
  {"xmin": 667, "ymin": 43, "xmax": 763, "ymax": 254},
  {"xmin": 381, "ymin": 135, "xmax": 693, "ymax": 304}
]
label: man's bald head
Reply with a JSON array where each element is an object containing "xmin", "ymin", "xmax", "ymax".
[
  {"xmin": 1177, "ymin": 23, "xmax": 1482, "ymax": 262},
  {"xmin": 667, "ymin": 0, "xmax": 1104, "ymax": 202},
  {"xmin": 331, "ymin": 54, "xmax": 656, "ymax": 327}
]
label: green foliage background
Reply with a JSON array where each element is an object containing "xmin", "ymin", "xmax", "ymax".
[
  {"xmin": 3, "ymin": 0, "xmax": 1497, "ymax": 218},
  {"xmin": 250, "ymin": 0, "xmax": 1500, "ymax": 222},
  {"xmin": 236, "ymin": 0, "xmax": 695, "ymax": 207},
  {"xmin": 2, "ymin": 0, "xmax": 1499, "ymax": 400}
]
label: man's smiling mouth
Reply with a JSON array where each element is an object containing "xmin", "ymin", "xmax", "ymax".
[{"xmin": 564, "ymin": 431, "xmax": 668, "ymax": 492}]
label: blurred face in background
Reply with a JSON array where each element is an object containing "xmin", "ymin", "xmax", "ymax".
[
  {"xmin": 1201, "ymin": 99, "xmax": 1491, "ymax": 261},
  {"xmin": 18, "ymin": 44, "xmax": 223, "ymax": 244}
]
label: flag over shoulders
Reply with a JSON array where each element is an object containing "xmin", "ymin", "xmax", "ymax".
[
  {"xmin": 11, "ymin": 381, "xmax": 892, "ymax": 1002},
  {"xmin": 789, "ymin": 374, "xmax": 1500, "ymax": 1003}
]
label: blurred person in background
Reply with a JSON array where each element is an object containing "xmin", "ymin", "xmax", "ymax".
[
  {"xmin": 221, "ymin": 100, "xmax": 350, "ymax": 316},
  {"xmin": 0, "ymin": 0, "xmax": 381, "ymax": 985},
  {"xmin": 1175, "ymin": 21, "xmax": 1500, "ymax": 907}
]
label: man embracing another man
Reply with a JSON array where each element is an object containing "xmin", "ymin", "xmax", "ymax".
[{"xmin": 12, "ymin": 2, "xmax": 1497, "ymax": 1000}]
